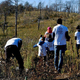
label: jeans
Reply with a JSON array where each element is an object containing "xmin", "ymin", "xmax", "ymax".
[{"xmin": 54, "ymin": 45, "xmax": 66, "ymax": 71}]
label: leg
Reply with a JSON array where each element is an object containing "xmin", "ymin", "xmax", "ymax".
[
  {"xmin": 58, "ymin": 50, "xmax": 63, "ymax": 73},
  {"xmin": 58, "ymin": 45, "xmax": 66, "ymax": 73},
  {"xmin": 5, "ymin": 46, "xmax": 12, "ymax": 63},
  {"xmin": 13, "ymin": 46, "xmax": 24, "ymax": 73},
  {"xmin": 14, "ymin": 50, "xmax": 24, "ymax": 70},
  {"xmin": 50, "ymin": 51, "xmax": 54, "ymax": 59},
  {"xmin": 76, "ymin": 44, "xmax": 79, "ymax": 57},
  {"xmin": 54, "ymin": 46, "xmax": 59, "ymax": 69},
  {"xmin": 44, "ymin": 56, "xmax": 46, "ymax": 62}
]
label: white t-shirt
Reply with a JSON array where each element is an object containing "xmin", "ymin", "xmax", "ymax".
[
  {"xmin": 4, "ymin": 38, "xmax": 22, "ymax": 49},
  {"xmin": 37, "ymin": 42, "xmax": 48, "ymax": 56},
  {"xmin": 75, "ymin": 31, "xmax": 80, "ymax": 44},
  {"xmin": 52, "ymin": 24, "xmax": 68, "ymax": 45},
  {"xmin": 46, "ymin": 40, "xmax": 54, "ymax": 51}
]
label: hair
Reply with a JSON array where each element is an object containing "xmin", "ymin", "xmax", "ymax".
[
  {"xmin": 40, "ymin": 35, "xmax": 42, "ymax": 37},
  {"xmin": 41, "ymin": 37, "xmax": 45, "ymax": 41},
  {"xmin": 76, "ymin": 25, "xmax": 80, "ymax": 29},
  {"xmin": 57, "ymin": 18, "xmax": 62, "ymax": 24},
  {"xmin": 49, "ymin": 34, "xmax": 52, "ymax": 38}
]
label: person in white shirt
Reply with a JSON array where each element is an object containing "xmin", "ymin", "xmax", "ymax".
[
  {"xmin": 33, "ymin": 37, "xmax": 49, "ymax": 61},
  {"xmin": 4, "ymin": 37, "xmax": 24, "ymax": 74},
  {"xmin": 46, "ymin": 34, "xmax": 54, "ymax": 60},
  {"xmin": 52, "ymin": 18, "xmax": 70, "ymax": 73},
  {"xmin": 75, "ymin": 25, "xmax": 80, "ymax": 57}
]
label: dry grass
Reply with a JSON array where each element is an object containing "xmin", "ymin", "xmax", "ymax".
[{"xmin": 0, "ymin": 11, "xmax": 80, "ymax": 79}]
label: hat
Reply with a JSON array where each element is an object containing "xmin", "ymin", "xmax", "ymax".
[
  {"xmin": 76, "ymin": 25, "xmax": 80, "ymax": 29},
  {"xmin": 47, "ymin": 27, "xmax": 52, "ymax": 30}
]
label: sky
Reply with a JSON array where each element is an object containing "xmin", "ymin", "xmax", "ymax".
[
  {"xmin": 0, "ymin": 0, "xmax": 76, "ymax": 7},
  {"xmin": 0, "ymin": 0, "xmax": 70, "ymax": 5}
]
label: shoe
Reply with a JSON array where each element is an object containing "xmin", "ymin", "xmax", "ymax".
[
  {"xmin": 58, "ymin": 69, "xmax": 61, "ymax": 73},
  {"xmin": 55, "ymin": 67, "xmax": 58, "ymax": 70}
]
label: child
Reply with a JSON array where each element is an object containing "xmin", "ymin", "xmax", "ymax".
[
  {"xmin": 75, "ymin": 25, "xmax": 80, "ymax": 57},
  {"xmin": 33, "ymin": 37, "xmax": 49, "ymax": 61},
  {"xmin": 46, "ymin": 34, "xmax": 54, "ymax": 60},
  {"xmin": 44, "ymin": 27, "xmax": 53, "ymax": 42}
]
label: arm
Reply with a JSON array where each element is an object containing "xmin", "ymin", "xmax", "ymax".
[
  {"xmin": 38, "ymin": 41, "xmax": 44, "ymax": 45},
  {"xmin": 53, "ymin": 32, "xmax": 55, "ymax": 40},
  {"xmin": 65, "ymin": 31, "xmax": 70, "ymax": 41},
  {"xmin": 33, "ymin": 44, "xmax": 38, "ymax": 48},
  {"xmin": 75, "ymin": 36, "xmax": 77, "ymax": 40}
]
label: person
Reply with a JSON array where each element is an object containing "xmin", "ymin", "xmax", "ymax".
[
  {"xmin": 33, "ymin": 37, "xmax": 49, "ymax": 62},
  {"xmin": 46, "ymin": 34, "xmax": 54, "ymax": 60},
  {"xmin": 4, "ymin": 37, "xmax": 24, "ymax": 74},
  {"xmin": 52, "ymin": 18, "xmax": 70, "ymax": 73},
  {"xmin": 75, "ymin": 25, "xmax": 80, "ymax": 57},
  {"xmin": 44, "ymin": 27, "xmax": 53, "ymax": 42}
]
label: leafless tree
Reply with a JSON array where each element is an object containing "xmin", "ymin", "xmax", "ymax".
[
  {"xmin": 38, "ymin": 2, "xmax": 44, "ymax": 19},
  {"xmin": 24, "ymin": 1, "xmax": 30, "ymax": 11}
]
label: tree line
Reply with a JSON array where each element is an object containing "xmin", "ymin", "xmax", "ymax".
[{"xmin": 0, "ymin": 0, "xmax": 79, "ymax": 15}]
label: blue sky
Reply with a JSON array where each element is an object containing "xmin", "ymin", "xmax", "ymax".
[{"xmin": 0, "ymin": 0, "xmax": 75, "ymax": 6}]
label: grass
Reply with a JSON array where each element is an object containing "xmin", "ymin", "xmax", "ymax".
[{"xmin": 0, "ymin": 10, "xmax": 80, "ymax": 79}]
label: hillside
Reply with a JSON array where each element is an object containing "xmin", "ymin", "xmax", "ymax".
[{"xmin": 0, "ymin": 11, "xmax": 80, "ymax": 79}]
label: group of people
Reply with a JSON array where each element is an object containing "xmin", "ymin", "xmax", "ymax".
[
  {"xmin": 4, "ymin": 18, "xmax": 80, "ymax": 74},
  {"xmin": 33, "ymin": 18, "xmax": 70, "ymax": 73}
]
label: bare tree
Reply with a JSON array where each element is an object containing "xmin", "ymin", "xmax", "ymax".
[
  {"xmin": 78, "ymin": 0, "xmax": 80, "ymax": 13},
  {"xmin": 24, "ymin": 1, "xmax": 30, "ymax": 11},
  {"xmin": 38, "ymin": 2, "xmax": 44, "ymax": 19},
  {"xmin": 0, "ymin": 0, "xmax": 12, "ymax": 34}
]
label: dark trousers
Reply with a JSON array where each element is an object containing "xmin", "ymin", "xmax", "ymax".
[
  {"xmin": 47, "ymin": 51, "xmax": 54, "ymax": 60},
  {"xmin": 5, "ymin": 44, "xmax": 24, "ymax": 70},
  {"xmin": 76, "ymin": 44, "xmax": 80, "ymax": 57}
]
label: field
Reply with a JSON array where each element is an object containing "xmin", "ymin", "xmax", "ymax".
[{"xmin": 0, "ymin": 11, "xmax": 80, "ymax": 79}]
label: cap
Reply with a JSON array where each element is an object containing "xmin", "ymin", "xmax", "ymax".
[{"xmin": 47, "ymin": 27, "xmax": 52, "ymax": 30}]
